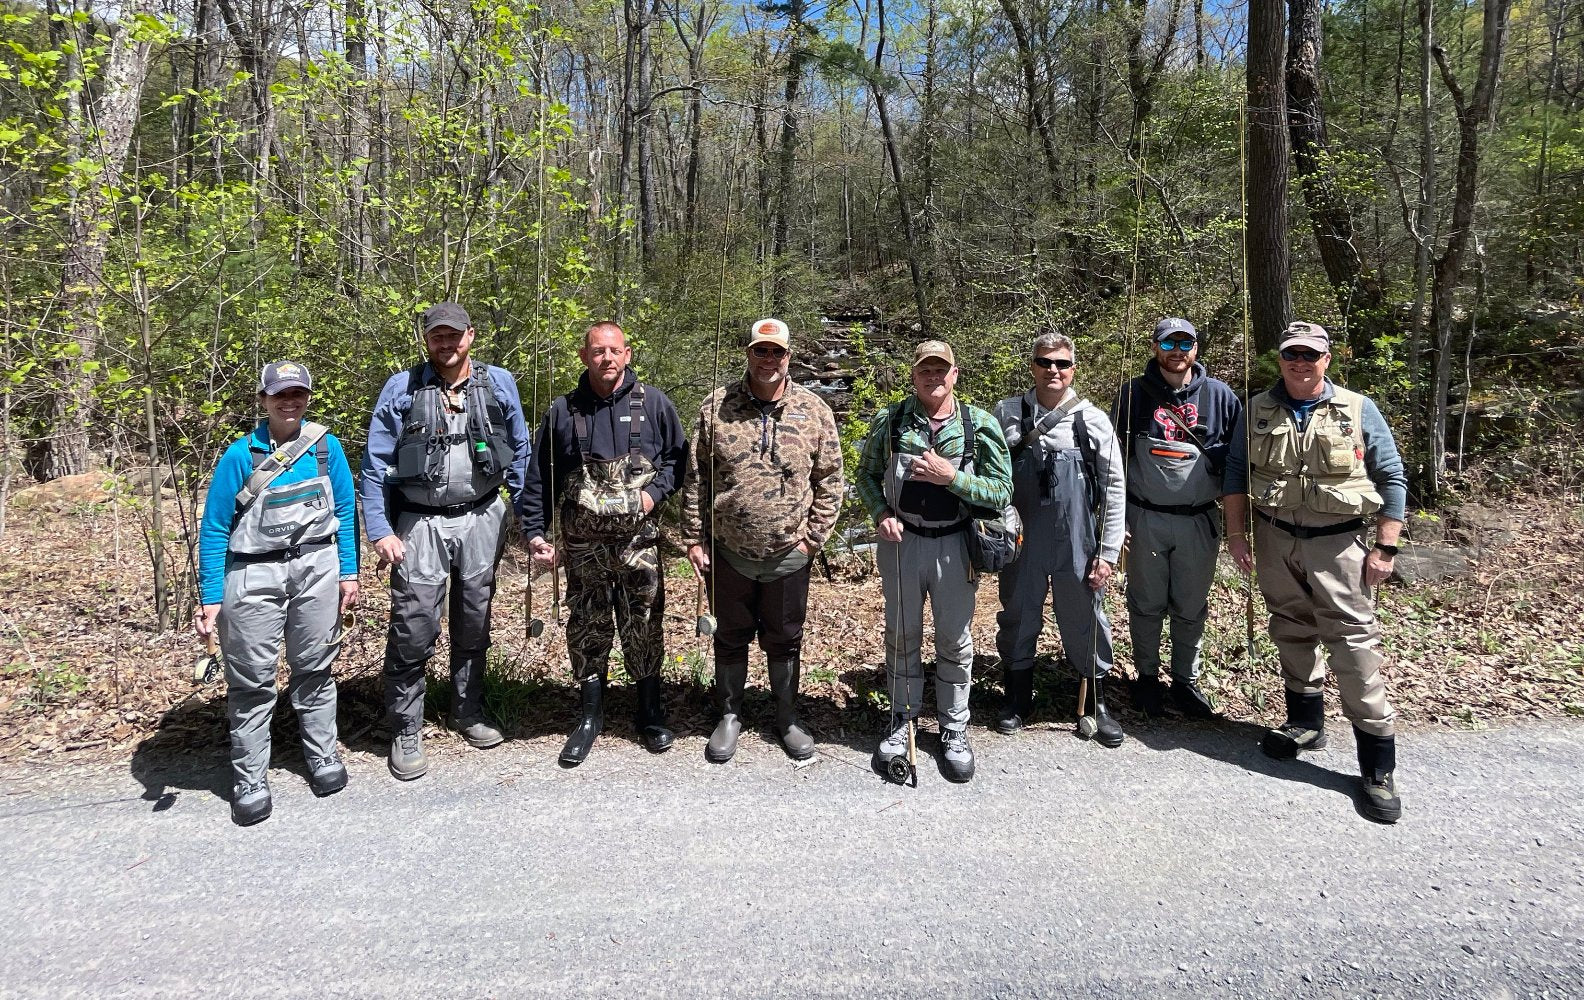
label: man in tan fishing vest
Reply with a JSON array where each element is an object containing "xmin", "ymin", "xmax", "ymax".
[{"xmin": 1222, "ymin": 322, "xmax": 1408, "ymax": 823}]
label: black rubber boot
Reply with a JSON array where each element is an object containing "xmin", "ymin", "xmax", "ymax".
[
  {"xmin": 635, "ymin": 675, "xmax": 675, "ymax": 753},
  {"xmin": 1261, "ymin": 689, "xmax": 1328, "ymax": 759},
  {"xmin": 1135, "ymin": 673, "xmax": 1165, "ymax": 718},
  {"xmin": 706, "ymin": 654, "xmax": 748, "ymax": 763},
  {"xmin": 1170, "ymin": 677, "xmax": 1219, "ymax": 720},
  {"xmin": 767, "ymin": 656, "xmax": 814, "ymax": 761},
  {"xmin": 996, "ymin": 668, "xmax": 1035, "ymax": 735},
  {"xmin": 1083, "ymin": 678, "xmax": 1125, "ymax": 748},
  {"xmin": 1355, "ymin": 727, "xmax": 1402, "ymax": 824},
  {"xmin": 559, "ymin": 672, "xmax": 604, "ymax": 767}
]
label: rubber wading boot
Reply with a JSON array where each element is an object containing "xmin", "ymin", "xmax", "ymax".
[
  {"xmin": 635, "ymin": 675, "xmax": 675, "ymax": 753},
  {"xmin": 995, "ymin": 668, "xmax": 1035, "ymax": 735},
  {"xmin": 940, "ymin": 727, "xmax": 975, "ymax": 783},
  {"xmin": 1135, "ymin": 673, "xmax": 1165, "ymax": 718},
  {"xmin": 1083, "ymin": 679, "xmax": 1125, "ymax": 748},
  {"xmin": 1355, "ymin": 727, "xmax": 1403, "ymax": 824},
  {"xmin": 388, "ymin": 722, "xmax": 429, "ymax": 781},
  {"xmin": 768, "ymin": 656, "xmax": 814, "ymax": 760},
  {"xmin": 1170, "ymin": 677, "xmax": 1219, "ymax": 720},
  {"xmin": 559, "ymin": 673, "xmax": 604, "ymax": 767},
  {"xmin": 307, "ymin": 754, "xmax": 348, "ymax": 797},
  {"xmin": 706, "ymin": 656, "xmax": 748, "ymax": 763},
  {"xmin": 1261, "ymin": 689, "xmax": 1328, "ymax": 759},
  {"xmin": 231, "ymin": 779, "xmax": 272, "ymax": 826}
]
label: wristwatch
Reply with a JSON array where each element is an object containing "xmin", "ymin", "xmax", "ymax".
[{"xmin": 1373, "ymin": 541, "xmax": 1400, "ymax": 557}]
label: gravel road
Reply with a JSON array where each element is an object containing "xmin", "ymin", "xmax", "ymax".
[{"xmin": 1, "ymin": 718, "xmax": 1580, "ymax": 999}]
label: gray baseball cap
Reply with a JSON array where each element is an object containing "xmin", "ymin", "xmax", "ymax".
[
  {"xmin": 422, "ymin": 301, "xmax": 471, "ymax": 334},
  {"xmin": 259, "ymin": 360, "xmax": 312, "ymax": 395}
]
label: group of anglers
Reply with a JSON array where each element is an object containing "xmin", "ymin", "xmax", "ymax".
[{"xmin": 197, "ymin": 305, "xmax": 1408, "ymax": 828}]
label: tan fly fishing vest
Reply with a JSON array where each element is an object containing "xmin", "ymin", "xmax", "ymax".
[{"xmin": 1246, "ymin": 386, "xmax": 1381, "ymax": 517}]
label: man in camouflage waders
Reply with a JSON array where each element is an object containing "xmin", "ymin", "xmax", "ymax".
[{"xmin": 520, "ymin": 322, "xmax": 689, "ymax": 765}]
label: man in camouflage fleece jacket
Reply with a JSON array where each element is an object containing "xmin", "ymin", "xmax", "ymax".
[{"xmin": 682, "ymin": 318, "xmax": 845, "ymax": 763}]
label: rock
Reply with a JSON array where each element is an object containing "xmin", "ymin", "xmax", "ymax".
[
  {"xmin": 1407, "ymin": 511, "xmax": 1447, "ymax": 545},
  {"xmin": 1447, "ymin": 504, "xmax": 1516, "ymax": 554},
  {"xmin": 8, "ymin": 473, "xmax": 115, "ymax": 511},
  {"xmin": 119, "ymin": 465, "xmax": 178, "ymax": 495},
  {"xmin": 1392, "ymin": 544, "xmax": 1476, "ymax": 585}
]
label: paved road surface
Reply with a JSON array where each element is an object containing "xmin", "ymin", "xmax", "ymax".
[{"xmin": 1, "ymin": 719, "xmax": 1581, "ymax": 999}]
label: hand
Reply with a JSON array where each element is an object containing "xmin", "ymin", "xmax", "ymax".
[
  {"xmin": 877, "ymin": 516, "xmax": 904, "ymax": 543},
  {"xmin": 686, "ymin": 544, "xmax": 710, "ymax": 577},
  {"xmin": 640, "ymin": 491, "xmax": 655, "ymax": 514},
  {"xmin": 1364, "ymin": 549, "xmax": 1395, "ymax": 588},
  {"xmin": 374, "ymin": 535, "xmax": 405, "ymax": 568},
  {"xmin": 194, "ymin": 604, "xmax": 220, "ymax": 640},
  {"xmin": 1086, "ymin": 558, "xmax": 1114, "ymax": 591},
  {"xmin": 908, "ymin": 449, "xmax": 956, "ymax": 486},
  {"xmin": 338, "ymin": 581, "xmax": 360, "ymax": 613},
  {"xmin": 797, "ymin": 539, "xmax": 813, "ymax": 556},
  {"xmin": 1228, "ymin": 535, "xmax": 1253, "ymax": 575},
  {"xmin": 530, "ymin": 536, "xmax": 559, "ymax": 568}
]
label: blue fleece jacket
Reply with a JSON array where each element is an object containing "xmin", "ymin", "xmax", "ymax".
[
  {"xmin": 1222, "ymin": 378, "xmax": 1408, "ymax": 521},
  {"xmin": 198, "ymin": 424, "xmax": 360, "ymax": 605}
]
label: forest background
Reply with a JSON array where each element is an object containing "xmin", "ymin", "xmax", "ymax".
[{"xmin": 0, "ymin": 0, "xmax": 1581, "ymax": 760}]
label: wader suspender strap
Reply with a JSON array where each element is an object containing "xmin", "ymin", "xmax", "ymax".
[
  {"xmin": 236, "ymin": 421, "xmax": 330, "ymax": 513},
  {"xmin": 1012, "ymin": 392, "xmax": 1084, "ymax": 461},
  {"xmin": 573, "ymin": 383, "xmax": 647, "ymax": 471},
  {"xmin": 1070, "ymin": 409, "xmax": 1103, "ymax": 514}
]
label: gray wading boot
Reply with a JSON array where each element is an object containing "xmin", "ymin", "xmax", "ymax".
[
  {"xmin": 1355, "ymin": 727, "xmax": 1403, "ymax": 824},
  {"xmin": 940, "ymin": 727, "xmax": 975, "ymax": 783},
  {"xmin": 307, "ymin": 754, "xmax": 348, "ymax": 797},
  {"xmin": 1082, "ymin": 679, "xmax": 1125, "ymax": 748},
  {"xmin": 231, "ymin": 778, "xmax": 272, "ymax": 826},
  {"xmin": 995, "ymin": 668, "xmax": 1035, "ymax": 735},
  {"xmin": 1170, "ymin": 677, "xmax": 1219, "ymax": 720},
  {"xmin": 1261, "ymin": 689, "xmax": 1328, "ymax": 759},
  {"xmin": 872, "ymin": 715, "xmax": 910, "ymax": 776},
  {"xmin": 451, "ymin": 660, "xmax": 505, "ymax": 749},
  {"xmin": 706, "ymin": 656, "xmax": 748, "ymax": 764},
  {"xmin": 635, "ymin": 675, "xmax": 674, "ymax": 753},
  {"xmin": 559, "ymin": 672, "xmax": 605, "ymax": 767},
  {"xmin": 1135, "ymin": 673, "xmax": 1166, "ymax": 718},
  {"xmin": 768, "ymin": 656, "xmax": 814, "ymax": 761},
  {"xmin": 389, "ymin": 721, "xmax": 429, "ymax": 780}
]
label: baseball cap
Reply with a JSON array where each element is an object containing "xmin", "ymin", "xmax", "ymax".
[
  {"xmin": 422, "ymin": 301, "xmax": 471, "ymax": 334},
  {"xmin": 1154, "ymin": 317, "xmax": 1197, "ymax": 343},
  {"xmin": 912, "ymin": 340, "xmax": 956, "ymax": 368},
  {"xmin": 1279, "ymin": 321, "xmax": 1330, "ymax": 354},
  {"xmin": 748, "ymin": 317, "xmax": 790, "ymax": 349},
  {"xmin": 259, "ymin": 361, "xmax": 312, "ymax": 395}
]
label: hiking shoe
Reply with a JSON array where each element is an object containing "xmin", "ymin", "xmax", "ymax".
[
  {"xmin": 1135, "ymin": 674, "xmax": 1165, "ymax": 717},
  {"xmin": 871, "ymin": 716, "xmax": 910, "ymax": 775},
  {"xmin": 1170, "ymin": 678, "xmax": 1219, "ymax": 720},
  {"xmin": 1361, "ymin": 771, "xmax": 1402, "ymax": 824},
  {"xmin": 940, "ymin": 727, "xmax": 975, "ymax": 783},
  {"xmin": 307, "ymin": 754, "xmax": 348, "ymax": 797},
  {"xmin": 454, "ymin": 715, "xmax": 505, "ymax": 750},
  {"xmin": 389, "ymin": 724, "xmax": 429, "ymax": 780},
  {"xmin": 231, "ymin": 779, "xmax": 272, "ymax": 826},
  {"xmin": 1261, "ymin": 724, "xmax": 1327, "ymax": 759}
]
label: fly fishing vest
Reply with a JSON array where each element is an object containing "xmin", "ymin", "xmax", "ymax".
[
  {"xmin": 560, "ymin": 383, "xmax": 659, "ymax": 542},
  {"xmin": 388, "ymin": 363, "xmax": 516, "ymax": 505},
  {"xmin": 1247, "ymin": 386, "xmax": 1382, "ymax": 517},
  {"xmin": 228, "ymin": 433, "xmax": 338, "ymax": 559}
]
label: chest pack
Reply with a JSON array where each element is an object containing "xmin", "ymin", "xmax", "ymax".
[
  {"xmin": 560, "ymin": 383, "xmax": 658, "ymax": 539},
  {"xmin": 235, "ymin": 422, "xmax": 329, "ymax": 513},
  {"xmin": 888, "ymin": 401, "xmax": 1022, "ymax": 574},
  {"xmin": 228, "ymin": 425, "xmax": 339, "ymax": 556},
  {"xmin": 390, "ymin": 364, "xmax": 515, "ymax": 487}
]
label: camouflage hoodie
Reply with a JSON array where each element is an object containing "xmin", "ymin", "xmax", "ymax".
[{"xmin": 681, "ymin": 379, "xmax": 844, "ymax": 560}]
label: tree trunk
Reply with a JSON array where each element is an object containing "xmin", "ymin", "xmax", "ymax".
[
  {"xmin": 1428, "ymin": 0, "xmax": 1514, "ymax": 497},
  {"xmin": 1286, "ymin": 0, "xmax": 1382, "ymax": 347},
  {"xmin": 872, "ymin": 0, "xmax": 930, "ymax": 331},
  {"xmin": 39, "ymin": 0, "xmax": 157, "ymax": 481},
  {"xmin": 1246, "ymin": 0, "xmax": 1293, "ymax": 353},
  {"xmin": 345, "ymin": 0, "xmax": 372, "ymax": 285},
  {"xmin": 771, "ymin": 0, "xmax": 810, "ymax": 307},
  {"xmin": 996, "ymin": 0, "xmax": 1062, "ymax": 202}
]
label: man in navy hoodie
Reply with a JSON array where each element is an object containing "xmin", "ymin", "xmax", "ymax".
[
  {"xmin": 520, "ymin": 322, "xmax": 689, "ymax": 766},
  {"xmin": 1110, "ymin": 318, "xmax": 1242, "ymax": 718}
]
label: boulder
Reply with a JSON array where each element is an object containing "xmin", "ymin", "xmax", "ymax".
[
  {"xmin": 8, "ymin": 473, "xmax": 115, "ymax": 511},
  {"xmin": 1392, "ymin": 543, "xmax": 1476, "ymax": 585}
]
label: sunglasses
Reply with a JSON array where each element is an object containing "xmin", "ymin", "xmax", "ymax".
[
  {"xmin": 1280, "ymin": 348, "xmax": 1326, "ymax": 363},
  {"xmin": 1156, "ymin": 338, "xmax": 1196, "ymax": 353},
  {"xmin": 1033, "ymin": 356, "xmax": 1075, "ymax": 371},
  {"xmin": 749, "ymin": 345, "xmax": 788, "ymax": 360}
]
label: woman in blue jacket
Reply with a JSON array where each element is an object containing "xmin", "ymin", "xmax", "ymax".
[{"xmin": 196, "ymin": 361, "xmax": 360, "ymax": 825}]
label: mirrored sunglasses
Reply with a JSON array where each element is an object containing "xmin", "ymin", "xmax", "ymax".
[
  {"xmin": 1033, "ymin": 356, "xmax": 1075, "ymax": 371},
  {"xmin": 1156, "ymin": 338, "xmax": 1196, "ymax": 353}
]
